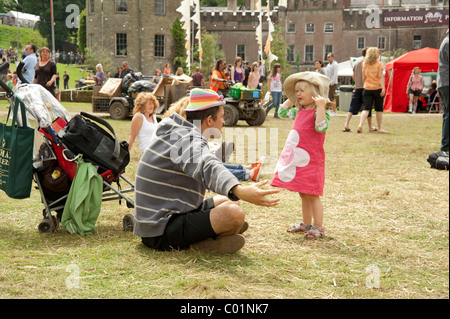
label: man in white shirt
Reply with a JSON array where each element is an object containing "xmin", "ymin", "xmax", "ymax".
[
  {"xmin": 326, "ymin": 53, "xmax": 339, "ymax": 116},
  {"xmin": 18, "ymin": 44, "xmax": 37, "ymax": 84}
]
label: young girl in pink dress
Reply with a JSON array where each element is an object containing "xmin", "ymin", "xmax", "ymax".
[{"xmin": 271, "ymin": 72, "xmax": 331, "ymax": 239}]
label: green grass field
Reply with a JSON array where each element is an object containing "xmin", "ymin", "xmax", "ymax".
[
  {"xmin": 0, "ymin": 101, "xmax": 448, "ymax": 300},
  {"xmin": 6, "ymin": 61, "xmax": 92, "ymax": 91},
  {"xmin": 0, "ymin": 24, "xmax": 47, "ymax": 51}
]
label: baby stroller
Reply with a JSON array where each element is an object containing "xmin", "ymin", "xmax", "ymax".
[{"xmin": 0, "ymin": 64, "xmax": 135, "ymax": 234}]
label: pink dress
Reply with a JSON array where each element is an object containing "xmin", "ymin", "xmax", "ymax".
[{"xmin": 271, "ymin": 109, "xmax": 326, "ymax": 196}]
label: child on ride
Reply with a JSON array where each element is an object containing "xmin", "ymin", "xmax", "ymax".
[{"xmin": 271, "ymin": 72, "xmax": 331, "ymax": 239}]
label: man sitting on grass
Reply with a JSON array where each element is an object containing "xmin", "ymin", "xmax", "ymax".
[{"xmin": 133, "ymin": 88, "xmax": 280, "ymax": 253}]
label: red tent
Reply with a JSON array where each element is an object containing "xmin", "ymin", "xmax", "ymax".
[{"xmin": 384, "ymin": 47, "xmax": 439, "ymax": 113}]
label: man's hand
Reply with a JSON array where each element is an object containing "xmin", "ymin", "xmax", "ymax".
[{"xmin": 231, "ymin": 180, "xmax": 280, "ymax": 207}]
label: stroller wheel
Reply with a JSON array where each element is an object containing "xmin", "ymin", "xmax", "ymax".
[
  {"xmin": 38, "ymin": 217, "xmax": 57, "ymax": 233},
  {"xmin": 122, "ymin": 214, "xmax": 134, "ymax": 231}
]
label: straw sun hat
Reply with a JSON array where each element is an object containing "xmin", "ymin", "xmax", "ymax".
[{"xmin": 283, "ymin": 72, "xmax": 331, "ymax": 107}]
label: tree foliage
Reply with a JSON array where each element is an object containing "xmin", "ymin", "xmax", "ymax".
[
  {"xmin": 77, "ymin": 9, "xmax": 86, "ymax": 54},
  {"xmin": 19, "ymin": 0, "xmax": 85, "ymax": 50},
  {"xmin": 170, "ymin": 17, "xmax": 187, "ymax": 72}
]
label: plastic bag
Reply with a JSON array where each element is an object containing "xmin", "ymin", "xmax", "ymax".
[
  {"xmin": 12, "ymin": 84, "xmax": 71, "ymax": 128},
  {"xmin": 263, "ymin": 92, "xmax": 271, "ymax": 104}
]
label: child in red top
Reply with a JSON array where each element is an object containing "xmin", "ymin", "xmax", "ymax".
[{"xmin": 271, "ymin": 72, "xmax": 330, "ymax": 239}]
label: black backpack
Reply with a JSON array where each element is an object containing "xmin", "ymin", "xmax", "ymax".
[
  {"xmin": 60, "ymin": 112, "xmax": 130, "ymax": 178},
  {"xmin": 427, "ymin": 151, "xmax": 449, "ymax": 171}
]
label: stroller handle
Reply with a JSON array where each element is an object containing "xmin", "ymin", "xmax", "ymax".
[
  {"xmin": 0, "ymin": 77, "xmax": 13, "ymax": 97},
  {"xmin": 16, "ymin": 62, "xmax": 30, "ymax": 84},
  {"xmin": 0, "ymin": 63, "xmax": 8, "ymax": 73}
]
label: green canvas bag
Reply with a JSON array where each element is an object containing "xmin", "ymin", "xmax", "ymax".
[{"xmin": 0, "ymin": 97, "xmax": 35, "ymax": 199}]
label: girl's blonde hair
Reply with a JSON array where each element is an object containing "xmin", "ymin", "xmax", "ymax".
[
  {"xmin": 250, "ymin": 62, "xmax": 258, "ymax": 72},
  {"xmin": 176, "ymin": 67, "xmax": 184, "ymax": 76},
  {"xmin": 364, "ymin": 47, "xmax": 379, "ymax": 65},
  {"xmin": 294, "ymin": 80, "xmax": 321, "ymax": 109},
  {"xmin": 163, "ymin": 96, "xmax": 189, "ymax": 119},
  {"xmin": 412, "ymin": 66, "xmax": 420, "ymax": 74},
  {"xmin": 133, "ymin": 92, "xmax": 159, "ymax": 115}
]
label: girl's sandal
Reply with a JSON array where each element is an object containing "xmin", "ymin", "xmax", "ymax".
[
  {"xmin": 286, "ymin": 223, "xmax": 311, "ymax": 233},
  {"xmin": 305, "ymin": 226, "xmax": 325, "ymax": 239}
]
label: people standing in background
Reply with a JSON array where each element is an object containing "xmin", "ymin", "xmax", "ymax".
[
  {"xmin": 114, "ymin": 66, "xmax": 122, "ymax": 78},
  {"xmin": 18, "ymin": 44, "xmax": 37, "ymax": 84},
  {"xmin": 63, "ymin": 71, "xmax": 70, "ymax": 90},
  {"xmin": 406, "ymin": 67, "xmax": 424, "ymax": 114},
  {"xmin": 231, "ymin": 57, "xmax": 245, "ymax": 85},
  {"xmin": 7, "ymin": 74, "xmax": 14, "ymax": 90},
  {"xmin": 176, "ymin": 67, "xmax": 184, "ymax": 76},
  {"xmin": 243, "ymin": 61, "xmax": 250, "ymax": 87},
  {"xmin": 120, "ymin": 61, "xmax": 132, "ymax": 78},
  {"xmin": 258, "ymin": 61, "xmax": 266, "ymax": 84},
  {"xmin": 325, "ymin": 53, "xmax": 339, "ymax": 116},
  {"xmin": 265, "ymin": 63, "xmax": 283, "ymax": 118},
  {"xmin": 152, "ymin": 70, "xmax": 162, "ymax": 84},
  {"xmin": 192, "ymin": 67, "xmax": 205, "ymax": 87},
  {"xmin": 314, "ymin": 60, "xmax": 326, "ymax": 76},
  {"xmin": 357, "ymin": 47, "xmax": 387, "ymax": 134},
  {"xmin": 247, "ymin": 62, "xmax": 260, "ymax": 89},
  {"xmin": 34, "ymin": 47, "xmax": 57, "ymax": 97},
  {"xmin": 210, "ymin": 59, "xmax": 229, "ymax": 96},
  {"xmin": 342, "ymin": 48, "xmax": 376, "ymax": 132},
  {"xmin": 164, "ymin": 63, "xmax": 171, "ymax": 75},
  {"xmin": 93, "ymin": 64, "xmax": 105, "ymax": 87}
]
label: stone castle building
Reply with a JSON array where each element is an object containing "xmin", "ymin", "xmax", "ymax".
[{"xmin": 85, "ymin": 0, "xmax": 449, "ymax": 75}]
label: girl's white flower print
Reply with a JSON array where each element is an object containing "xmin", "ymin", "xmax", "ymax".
[{"xmin": 274, "ymin": 130, "xmax": 310, "ymax": 182}]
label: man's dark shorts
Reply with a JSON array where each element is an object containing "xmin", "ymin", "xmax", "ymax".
[
  {"xmin": 349, "ymin": 88, "xmax": 371, "ymax": 117},
  {"xmin": 141, "ymin": 198, "xmax": 217, "ymax": 251}
]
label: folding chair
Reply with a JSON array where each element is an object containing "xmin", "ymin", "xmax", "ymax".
[{"xmin": 429, "ymin": 93, "xmax": 442, "ymax": 113}]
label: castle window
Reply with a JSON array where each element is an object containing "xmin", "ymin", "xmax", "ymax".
[
  {"xmin": 357, "ymin": 37, "xmax": 365, "ymax": 50},
  {"xmin": 324, "ymin": 22, "xmax": 334, "ymax": 33},
  {"xmin": 306, "ymin": 23, "xmax": 315, "ymax": 33},
  {"xmin": 287, "ymin": 45, "xmax": 295, "ymax": 63},
  {"xmin": 155, "ymin": 34, "xmax": 165, "ymax": 57},
  {"xmin": 237, "ymin": 44, "xmax": 245, "ymax": 61},
  {"xmin": 324, "ymin": 44, "xmax": 333, "ymax": 61},
  {"xmin": 155, "ymin": 0, "xmax": 165, "ymax": 15},
  {"xmin": 116, "ymin": 33, "xmax": 127, "ymax": 56},
  {"xmin": 305, "ymin": 45, "xmax": 314, "ymax": 62},
  {"xmin": 115, "ymin": 0, "xmax": 127, "ymax": 13},
  {"xmin": 287, "ymin": 23, "xmax": 295, "ymax": 33},
  {"xmin": 89, "ymin": 0, "xmax": 94, "ymax": 14},
  {"xmin": 378, "ymin": 36, "xmax": 386, "ymax": 50},
  {"xmin": 413, "ymin": 35, "xmax": 421, "ymax": 50}
]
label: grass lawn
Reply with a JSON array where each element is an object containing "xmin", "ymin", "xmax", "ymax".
[{"xmin": 0, "ymin": 100, "xmax": 448, "ymax": 300}]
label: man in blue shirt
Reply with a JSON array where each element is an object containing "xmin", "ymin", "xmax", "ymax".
[{"xmin": 18, "ymin": 44, "xmax": 37, "ymax": 84}]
